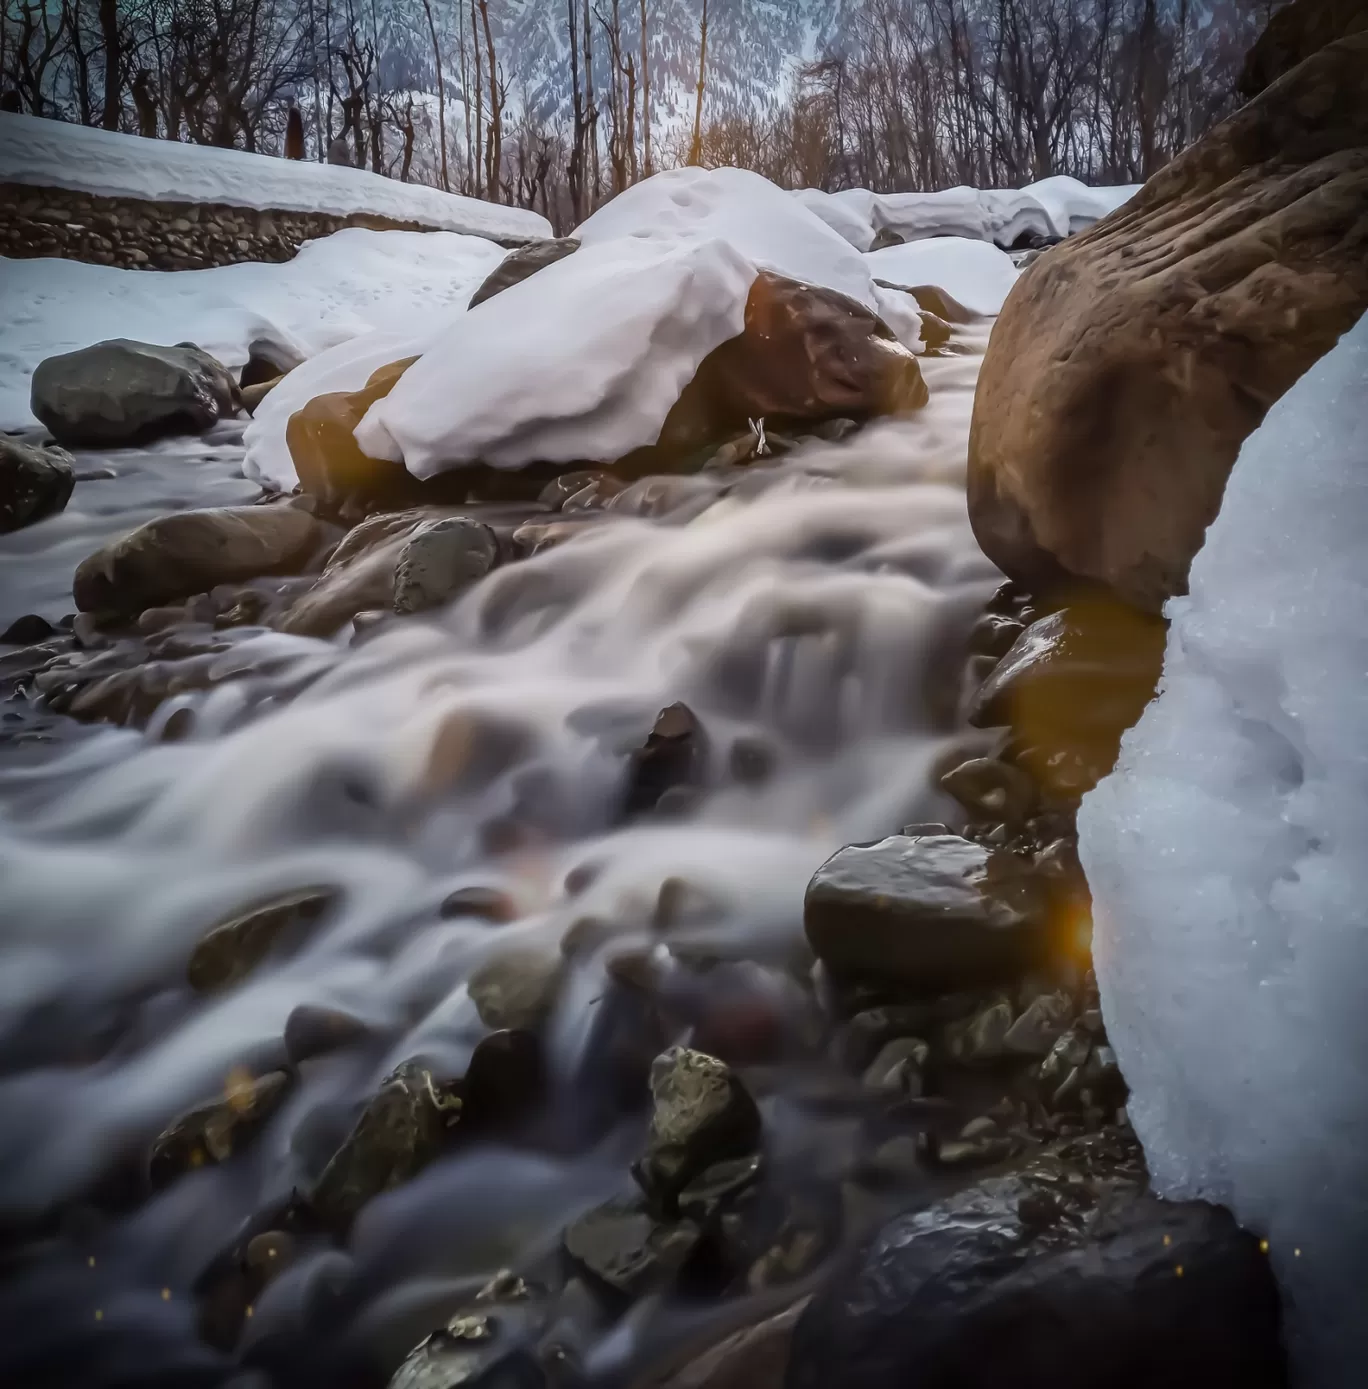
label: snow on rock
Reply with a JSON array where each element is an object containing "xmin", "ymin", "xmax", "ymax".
[
  {"xmin": 1078, "ymin": 310, "xmax": 1368, "ymax": 1385},
  {"xmin": 0, "ymin": 229, "xmax": 505, "ymax": 432},
  {"xmin": 802, "ymin": 177, "xmax": 1138, "ymax": 250},
  {"xmin": 355, "ymin": 235, "xmax": 757, "ymax": 477},
  {"xmin": 0, "ymin": 111, "xmax": 552, "ymax": 243},
  {"xmin": 865, "ymin": 237, "xmax": 1020, "ymax": 317},
  {"xmin": 577, "ymin": 167, "xmax": 880, "ymax": 311}
]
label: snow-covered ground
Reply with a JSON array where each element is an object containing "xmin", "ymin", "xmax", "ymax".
[
  {"xmin": 797, "ymin": 176, "xmax": 1138, "ymax": 252},
  {"xmin": 0, "ymin": 229, "xmax": 506, "ymax": 432},
  {"xmin": 0, "ymin": 112, "xmax": 551, "ymax": 242},
  {"xmin": 1079, "ymin": 311, "xmax": 1368, "ymax": 1385},
  {"xmin": 865, "ymin": 237, "xmax": 1020, "ymax": 316}
]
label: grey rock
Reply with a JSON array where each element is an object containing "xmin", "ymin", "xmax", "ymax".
[
  {"xmin": 468, "ymin": 948, "xmax": 562, "ymax": 1031},
  {"xmin": 862, "ymin": 1037, "xmax": 930, "ymax": 1095},
  {"xmin": 945, "ymin": 995, "xmax": 1015, "ymax": 1064},
  {"xmin": 623, "ymin": 702, "xmax": 709, "ymax": 819},
  {"xmin": 188, "ymin": 886, "xmax": 339, "ymax": 993},
  {"xmin": 149, "ymin": 1070, "xmax": 291, "ymax": 1188},
  {"xmin": 73, "ymin": 503, "xmax": 328, "ymax": 614},
  {"xmin": 393, "ymin": 516, "xmax": 500, "ymax": 615},
  {"xmin": 440, "ymin": 885, "xmax": 519, "ymax": 923},
  {"xmin": 311, "ymin": 1060, "xmax": 463, "ymax": 1228},
  {"xmin": 563, "ymin": 1195, "xmax": 702, "ymax": 1298},
  {"xmin": 637, "ymin": 1047, "xmax": 762, "ymax": 1209},
  {"xmin": 468, "ymin": 238, "xmax": 580, "ymax": 309},
  {"xmin": 284, "ymin": 1004, "xmax": 373, "ymax": 1066},
  {"xmin": 788, "ymin": 1146, "xmax": 1286, "ymax": 1389},
  {"xmin": 1003, "ymin": 990, "xmax": 1074, "ymax": 1057},
  {"xmin": 0, "ymin": 436, "xmax": 74, "ymax": 533},
  {"xmin": 804, "ymin": 834, "xmax": 1051, "ymax": 995},
  {"xmin": 240, "ymin": 335, "xmax": 304, "ymax": 388},
  {"xmin": 31, "ymin": 338, "xmax": 238, "ymax": 446}
]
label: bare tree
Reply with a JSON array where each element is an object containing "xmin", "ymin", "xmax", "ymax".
[
  {"xmin": 639, "ymin": 0, "xmax": 651, "ymax": 176},
  {"xmin": 478, "ymin": 0, "xmax": 502, "ymax": 201},
  {"xmin": 419, "ymin": 0, "xmax": 448, "ymax": 190},
  {"xmin": 689, "ymin": 0, "xmax": 708, "ymax": 167}
]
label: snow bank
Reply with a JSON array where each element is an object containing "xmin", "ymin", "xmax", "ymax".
[
  {"xmin": 0, "ymin": 230, "xmax": 505, "ymax": 432},
  {"xmin": 577, "ymin": 167, "xmax": 880, "ymax": 311},
  {"xmin": 800, "ymin": 176, "xmax": 1138, "ymax": 250},
  {"xmin": 1078, "ymin": 311, "xmax": 1368, "ymax": 1385},
  {"xmin": 0, "ymin": 111, "xmax": 551, "ymax": 242},
  {"xmin": 355, "ymin": 235, "xmax": 757, "ymax": 477},
  {"xmin": 865, "ymin": 237, "xmax": 1019, "ymax": 316}
]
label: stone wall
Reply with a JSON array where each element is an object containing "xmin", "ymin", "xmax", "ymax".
[{"xmin": 0, "ymin": 183, "xmax": 521, "ymax": 270}]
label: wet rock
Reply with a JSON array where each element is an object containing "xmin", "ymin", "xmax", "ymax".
[
  {"xmin": 284, "ymin": 1004, "xmax": 373, "ymax": 1066},
  {"xmin": 461, "ymin": 1028, "xmax": 545, "ymax": 1129},
  {"xmin": 73, "ymin": 503, "xmax": 330, "ymax": 615},
  {"xmin": 440, "ymin": 886, "xmax": 519, "ymax": 923},
  {"xmin": 968, "ymin": 32, "xmax": 1368, "ymax": 611},
  {"xmin": 244, "ymin": 1229, "xmax": 298, "ymax": 1281},
  {"xmin": 836, "ymin": 1002, "xmax": 964, "ymax": 1070},
  {"xmin": 967, "ymin": 612, "xmax": 1023, "ymax": 658},
  {"xmin": 149, "ymin": 1070, "xmax": 291, "ymax": 1188},
  {"xmin": 310, "ymin": 1060, "xmax": 464, "ymax": 1229},
  {"xmin": 789, "ymin": 1151, "xmax": 1286, "ymax": 1389},
  {"xmin": 938, "ymin": 757, "xmax": 1037, "ymax": 825},
  {"xmin": 862, "ymin": 1037, "xmax": 930, "ymax": 1096},
  {"xmin": 623, "ymin": 703, "xmax": 709, "ymax": 818},
  {"xmin": 469, "ymin": 237, "xmax": 581, "ymax": 308},
  {"xmin": 805, "ymin": 834, "xmax": 1052, "ymax": 995},
  {"xmin": 1239, "ymin": 0, "xmax": 1368, "ymax": 97},
  {"xmin": 635, "ymin": 1296, "xmax": 808, "ymax": 1389},
  {"xmin": 906, "ymin": 285, "xmax": 977, "ymax": 324},
  {"xmin": 1003, "ymin": 990, "xmax": 1073, "ymax": 1057},
  {"xmin": 30, "ymin": 339, "xmax": 239, "ymax": 446},
  {"xmin": 0, "ymin": 436, "xmax": 75, "ymax": 533},
  {"xmin": 468, "ymin": 948, "xmax": 562, "ymax": 1031},
  {"xmin": 728, "ymin": 735, "xmax": 776, "ymax": 786},
  {"xmin": 393, "ymin": 516, "xmax": 500, "ymax": 615},
  {"xmin": 287, "ymin": 356, "xmax": 421, "ymax": 508},
  {"xmin": 390, "ymin": 1333, "xmax": 551, "ymax": 1389},
  {"xmin": 945, "ymin": 995, "xmax": 1016, "ymax": 1065},
  {"xmin": 1, "ymin": 613, "xmax": 58, "ymax": 645},
  {"xmin": 187, "ymin": 886, "xmax": 338, "ymax": 992},
  {"xmin": 563, "ymin": 1195, "xmax": 703, "ymax": 1299},
  {"xmin": 636, "ymin": 1047, "xmax": 762, "ymax": 1210},
  {"xmin": 677, "ymin": 1153, "xmax": 766, "ymax": 1223},
  {"xmin": 917, "ymin": 1126, "xmax": 1019, "ymax": 1172},
  {"xmin": 537, "ymin": 469, "xmax": 616, "ymax": 511},
  {"xmin": 969, "ymin": 602, "xmax": 1167, "ymax": 799},
  {"xmin": 240, "ymin": 335, "xmax": 304, "ymax": 388}
]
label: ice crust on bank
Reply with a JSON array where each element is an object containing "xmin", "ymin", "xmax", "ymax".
[
  {"xmin": 798, "ymin": 176, "xmax": 1138, "ymax": 250},
  {"xmin": 1078, "ymin": 311, "xmax": 1368, "ymax": 1385},
  {"xmin": 0, "ymin": 111, "xmax": 551, "ymax": 241},
  {"xmin": 865, "ymin": 237, "xmax": 1020, "ymax": 316},
  {"xmin": 355, "ymin": 234, "xmax": 758, "ymax": 476},
  {"xmin": 1, "ymin": 229, "xmax": 505, "ymax": 432}
]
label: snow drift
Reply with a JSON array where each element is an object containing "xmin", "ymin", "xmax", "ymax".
[
  {"xmin": 865, "ymin": 237, "xmax": 1020, "ymax": 316},
  {"xmin": 0, "ymin": 111, "xmax": 551, "ymax": 242},
  {"xmin": 0, "ymin": 229, "xmax": 506, "ymax": 433},
  {"xmin": 1078, "ymin": 310, "xmax": 1368, "ymax": 1385}
]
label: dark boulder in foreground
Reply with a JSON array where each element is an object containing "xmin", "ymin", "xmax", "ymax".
[
  {"xmin": 73, "ymin": 501, "xmax": 331, "ymax": 614},
  {"xmin": 469, "ymin": 236, "xmax": 582, "ymax": 308},
  {"xmin": 804, "ymin": 832, "xmax": 1051, "ymax": 995},
  {"xmin": 31, "ymin": 339, "xmax": 240, "ymax": 447},
  {"xmin": 788, "ymin": 1143, "xmax": 1287, "ymax": 1389},
  {"xmin": 0, "ymin": 435, "xmax": 74, "ymax": 532},
  {"xmin": 1238, "ymin": 0, "xmax": 1368, "ymax": 96}
]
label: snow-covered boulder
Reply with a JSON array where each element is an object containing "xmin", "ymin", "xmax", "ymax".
[
  {"xmin": 1078, "ymin": 309, "xmax": 1368, "ymax": 1384},
  {"xmin": 865, "ymin": 238, "xmax": 1020, "ymax": 317},
  {"xmin": 968, "ymin": 33, "xmax": 1368, "ymax": 611}
]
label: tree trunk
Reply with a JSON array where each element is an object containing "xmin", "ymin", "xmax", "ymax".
[
  {"xmin": 689, "ymin": 0, "xmax": 708, "ymax": 166},
  {"xmin": 420, "ymin": 0, "xmax": 449, "ymax": 190},
  {"xmin": 639, "ymin": 0, "xmax": 651, "ymax": 176},
  {"xmin": 98, "ymin": 0, "xmax": 121, "ymax": 128},
  {"xmin": 478, "ymin": 0, "xmax": 502, "ymax": 202},
  {"xmin": 583, "ymin": 0, "xmax": 599, "ymax": 206},
  {"xmin": 567, "ymin": 0, "xmax": 585, "ymax": 222},
  {"xmin": 470, "ymin": 0, "xmax": 483, "ymax": 198}
]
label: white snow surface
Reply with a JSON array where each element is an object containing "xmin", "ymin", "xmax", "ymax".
[
  {"xmin": 0, "ymin": 229, "xmax": 506, "ymax": 433},
  {"xmin": 864, "ymin": 237, "xmax": 1020, "ymax": 316},
  {"xmin": 355, "ymin": 234, "xmax": 758, "ymax": 477},
  {"xmin": 0, "ymin": 111, "xmax": 551, "ymax": 242},
  {"xmin": 1078, "ymin": 311, "xmax": 1368, "ymax": 1386},
  {"xmin": 801, "ymin": 176, "xmax": 1138, "ymax": 250},
  {"xmin": 576, "ymin": 167, "xmax": 881, "ymax": 312}
]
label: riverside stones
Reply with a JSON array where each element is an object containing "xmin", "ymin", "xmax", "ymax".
[
  {"xmin": 149, "ymin": 1070, "xmax": 291, "ymax": 1188},
  {"xmin": 73, "ymin": 503, "xmax": 330, "ymax": 615},
  {"xmin": 967, "ymin": 33, "xmax": 1368, "ymax": 610},
  {"xmin": 392, "ymin": 516, "xmax": 500, "ymax": 614},
  {"xmin": 804, "ymin": 833, "xmax": 1051, "ymax": 995},
  {"xmin": 788, "ymin": 1147, "xmax": 1287, "ymax": 1389},
  {"xmin": 623, "ymin": 703, "xmax": 709, "ymax": 818},
  {"xmin": 563, "ymin": 1195, "xmax": 704, "ymax": 1299},
  {"xmin": 31, "ymin": 339, "xmax": 240, "ymax": 447},
  {"xmin": 468, "ymin": 236, "xmax": 581, "ymax": 308},
  {"xmin": 187, "ymin": 886, "xmax": 339, "ymax": 992},
  {"xmin": 636, "ymin": 1047, "xmax": 762, "ymax": 1210},
  {"xmin": 0, "ymin": 436, "xmax": 74, "ymax": 532}
]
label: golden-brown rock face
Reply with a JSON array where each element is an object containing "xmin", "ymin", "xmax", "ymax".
[{"xmin": 967, "ymin": 34, "xmax": 1368, "ymax": 612}]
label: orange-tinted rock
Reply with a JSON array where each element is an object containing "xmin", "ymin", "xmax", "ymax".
[{"xmin": 967, "ymin": 36, "xmax": 1368, "ymax": 612}]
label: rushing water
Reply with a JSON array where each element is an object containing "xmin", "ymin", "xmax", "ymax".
[{"xmin": 0, "ymin": 335, "xmax": 999, "ymax": 1388}]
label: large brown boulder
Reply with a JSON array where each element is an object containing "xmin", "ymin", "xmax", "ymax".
[
  {"xmin": 1239, "ymin": 0, "xmax": 1368, "ymax": 97},
  {"xmin": 967, "ymin": 35, "xmax": 1368, "ymax": 612}
]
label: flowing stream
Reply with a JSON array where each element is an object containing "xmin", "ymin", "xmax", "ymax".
[{"xmin": 0, "ymin": 334, "xmax": 999, "ymax": 1388}]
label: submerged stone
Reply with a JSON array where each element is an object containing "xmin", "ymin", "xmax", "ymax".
[
  {"xmin": 562, "ymin": 1195, "xmax": 703, "ymax": 1299},
  {"xmin": 187, "ymin": 886, "xmax": 339, "ymax": 992},
  {"xmin": 149, "ymin": 1069, "xmax": 291, "ymax": 1188}
]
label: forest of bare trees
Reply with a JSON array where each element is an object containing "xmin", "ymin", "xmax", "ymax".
[{"xmin": 1, "ymin": 0, "xmax": 1281, "ymax": 231}]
